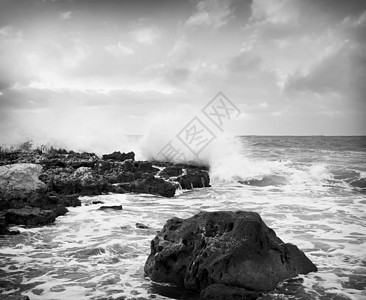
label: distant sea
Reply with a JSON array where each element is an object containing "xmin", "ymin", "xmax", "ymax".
[{"xmin": 1, "ymin": 136, "xmax": 365, "ymax": 299}]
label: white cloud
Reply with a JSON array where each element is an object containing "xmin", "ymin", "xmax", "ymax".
[
  {"xmin": 130, "ymin": 27, "xmax": 161, "ymax": 45},
  {"xmin": 59, "ymin": 11, "xmax": 72, "ymax": 20},
  {"xmin": 0, "ymin": 25, "xmax": 23, "ymax": 43},
  {"xmin": 105, "ymin": 42, "xmax": 134, "ymax": 58},
  {"xmin": 186, "ymin": 0, "xmax": 234, "ymax": 29},
  {"xmin": 250, "ymin": 0, "xmax": 299, "ymax": 24}
]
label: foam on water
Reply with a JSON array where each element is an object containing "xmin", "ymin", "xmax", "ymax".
[{"xmin": 1, "ymin": 136, "xmax": 365, "ymax": 299}]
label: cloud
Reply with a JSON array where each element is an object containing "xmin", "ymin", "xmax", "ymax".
[
  {"xmin": 0, "ymin": 25, "xmax": 23, "ymax": 43},
  {"xmin": 185, "ymin": 0, "xmax": 234, "ymax": 29},
  {"xmin": 105, "ymin": 42, "xmax": 134, "ymax": 58},
  {"xmin": 130, "ymin": 26, "xmax": 161, "ymax": 45},
  {"xmin": 250, "ymin": 0, "xmax": 299, "ymax": 24},
  {"xmin": 59, "ymin": 11, "xmax": 72, "ymax": 20},
  {"xmin": 226, "ymin": 51, "xmax": 262, "ymax": 74},
  {"xmin": 285, "ymin": 42, "xmax": 366, "ymax": 100}
]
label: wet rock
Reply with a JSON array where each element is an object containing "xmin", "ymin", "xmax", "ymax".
[
  {"xmin": 133, "ymin": 161, "xmax": 160, "ymax": 175},
  {"xmin": 136, "ymin": 222, "xmax": 149, "ymax": 229},
  {"xmin": 350, "ymin": 177, "xmax": 366, "ymax": 189},
  {"xmin": 102, "ymin": 151, "xmax": 135, "ymax": 162},
  {"xmin": 58, "ymin": 194, "xmax": 81, "ymax": 207},
  {"xmin": 4, "ymin": 207, "xmax": 56, "ymax": 226},
  {"xmin": 0, "ymin": 294, "xmax": 30, "ymax": 300},
  {"xmin": 200, "ymin": 283, "xmax": 261, "ymax": 300},
  {"xmin": 177, "ymin": 170, "xmax": 210, "ymax": 189},
  {"xmin": 144, "ymin": 211, "xmax": 317, "ymax": 293},
  {"xmin": 119, "ymin": 175, "xmax": 176, "ymax": 198},
  {"xmin": 159, "ymin": 166, "xmax": 183, "ymax": 178},
  {"xmin": 0, "ymin": 215, "xmax": 19, "ymax": 235},
  {"xmin": 98, "ymin": 205, "xmax": 123, "ymax": 210},
  {"xmin": 92, "ymin": 200, "xmax": 104, "ymax": 205},
  {"xmin": 25, "ymin": 191, "xmax": 68, "ymax": 217}
]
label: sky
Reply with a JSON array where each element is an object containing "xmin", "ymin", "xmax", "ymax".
[{"xmin": 0, "ymin": 0, "xmax": 366, "ymax": 151}]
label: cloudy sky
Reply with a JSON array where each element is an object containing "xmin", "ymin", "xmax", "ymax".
[{"xmin": 0, "ymin": 0, "xmax": 365, "ymax": 149}]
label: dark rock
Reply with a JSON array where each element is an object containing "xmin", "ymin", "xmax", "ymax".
[
  {"xmin": 41, "ymin": 167, "xmax": 110, "ymax": 196},
  {"xmin": 350, "ymin": 177, "xmax": 366, "ymax": 189},
  {"xmin": 144, "ymin": 211, "xmax": 317, "ymax": 293},
  {"xmin": 0, "ymin": 294, "xmax": 30, "ymax": 300},
  {"xmin": 102, "ymin": 151, "xmax": 135, "ymax": 162},
  {"xmin": 176, "ymin": 163, "xmax": 209, "ymax": 172},
  {"xmin": 98, "ymin": 205, "xmax": 123, "ymax": 210},
  {"xmin": 177, "ymin": 170, "xmax": 210, "ymax": 189},
  {"xmin": 0, "ymin": 215, "xmax": 7, "ymax": 234},
  {"xmin": 26, "ymin": 192, "xmax": 68, "ymax": 217},
  {"xmin": 200, "ymin": 283, "xmax": 261, "ymax": 300},
  {"xmin": 159, "ymin": 166, "xmax": 183, "ymax": 178},
  {"xmin": 133, "ymin": 161, "xmax": 159, "ymax": 174},
  {"xmin": 120, "ymin": 175, "xmax": 176, "ymax": 198},
  {"xmin": 69, "ymin": 160, "xmax": 95, "ymax": 169},
  {"xmin": 73, "ymin": 167, "xmax": 110, "ymax": 195},
  {"xmin": 136, "ymin": 222, "xmax": 149, "ymax": 229},
  {"xmin": 4, "ymin": 207, "xmax": 56, "ymax": 226},
  {"xmin": 41, "ymin": 158, "xmax": 67, "ymax": 169},
  {"xmin": 58, "ymin": 194, "xmax": 81, "ymax": 207},
  {"xmin": 92, "ymin": 200, "xmax": 104, "ymax": 205}
]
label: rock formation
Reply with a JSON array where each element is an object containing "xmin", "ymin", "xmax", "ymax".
[{"xmin": 145, "ymin": 211, "xmax": 317, "ymax": 295}]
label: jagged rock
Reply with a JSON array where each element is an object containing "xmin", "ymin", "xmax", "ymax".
[
  {"xmin": 40, "ymin": 167, "xmax": 110, "ymax": 196},
  {"xmin": 200, "ymin": 283, "xmax": 261, "ymax": 300},
  {"xmin": 118, "ymin": 175, "xmax": 176, "ymax": 198},
  {"xmin": 98, "ymin": 205, "xmax": 123, "ymax": 210},
  {"xmin": 102, "ymin": 151, "xmax": 135, "ymax": 161},
  {"xmin": 177, "ymin": 170, "xmax": 210, "ymax": 189},
  {"xmin": 144, "ymin": 211, "xmax": 317, "ymax": 293},
  {"xmin": 4, "ymin": 207, "xmax": 56, "ymax": 226}
]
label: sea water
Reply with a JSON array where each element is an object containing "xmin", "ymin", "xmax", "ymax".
[{"xmin": 0, "ymin": 136, "xmax": 365, "ymax": 299}]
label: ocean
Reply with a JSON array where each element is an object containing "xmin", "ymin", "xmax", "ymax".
[{"xmin": 0, "ymin": 136, "xmax": 365, "ymax": 299}]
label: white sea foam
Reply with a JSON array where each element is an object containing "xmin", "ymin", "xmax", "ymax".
[{"xmin": 1, "ymin": 136, "xmax": 365, "ymax": 300}]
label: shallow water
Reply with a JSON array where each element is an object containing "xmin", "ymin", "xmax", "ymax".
[{"xmin": 1, "ymin": 136, "xmax": 366, "ymax": 299}]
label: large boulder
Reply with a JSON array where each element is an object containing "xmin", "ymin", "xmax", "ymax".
[
  {"xmin": 144, "ymin": 211, "xmax": 317, "ymax": 293},
  {"xmin": 0, "ymin": 163, "xmax": 46, "ymax": 201}
]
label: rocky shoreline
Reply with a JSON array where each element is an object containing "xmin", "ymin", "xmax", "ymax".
[
  {"xmin": 0, "ymin": 149, "xmax": 209, "ymax": 234},
  {"xmin": 0, "ymin": 148, "xmax": 317, "ymax": 299}
]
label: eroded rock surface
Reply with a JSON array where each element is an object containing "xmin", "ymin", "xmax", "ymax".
[{"xmin": 144, "ymin": 211, "xmax": 317, "ymax": 293}]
